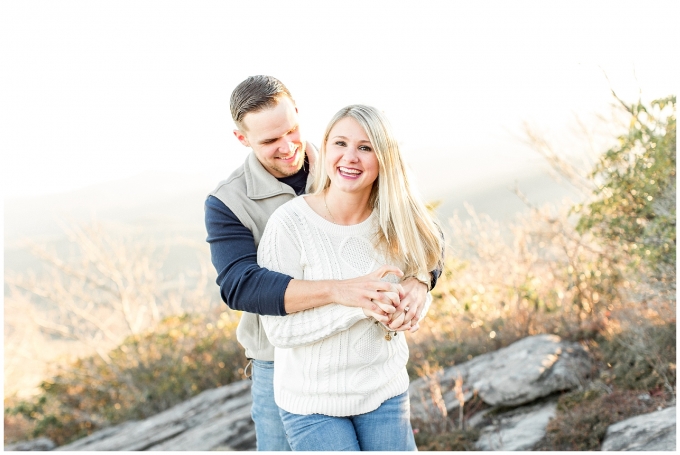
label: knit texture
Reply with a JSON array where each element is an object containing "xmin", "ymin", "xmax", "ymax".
[{"xmin": 258, "ymin": 196, "xmax": 431, "ymax": 417}]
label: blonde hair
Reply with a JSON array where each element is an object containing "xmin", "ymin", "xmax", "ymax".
[{"xmin": 313, "ymin": 105, "xmax": 443, "ymax": 278}]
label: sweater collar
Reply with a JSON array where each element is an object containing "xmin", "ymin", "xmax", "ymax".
[
  {"xmin": 244, "ymin": 152, "xmax": 293, "ymax": 199},
  {"xmin": 244, "ymin": 148, "xmax": 316, "ymax": 200}
]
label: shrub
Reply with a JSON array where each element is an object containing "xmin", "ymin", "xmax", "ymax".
[
  {"xmin": 6, "ymin": 311, "xmax": 246, "ymax": 446},
  {"xmin": 414, "ymin": 428, "xmax": 480, "ymax": 451},
  {"xmin": 409, "ymin": 201, "xmax": 621, "ymax": 381},
  {"xmin": 576, "ymin": 95, "xmax": 676, "ymax": 280},
  {"xmin": 410, "ymin": 94, "xmax": 675, "ymax": 450},
  {"xmin": 3, "ymin": 407, "xmax": 35, "ymax": 446},
  {"xmin": 599, "ymin": 321, "xmax": 676, "ymax": 392},
  {"xmin": 409, "ymin": 360, "xmax": 487, "ymax": 451},
  {"xmin": 411, "ymin": 94, "xmax": 676, "ymax": 382},
  {"xmin": 540, "ymin": 388, "xmax": 660, "ymax": 450}
]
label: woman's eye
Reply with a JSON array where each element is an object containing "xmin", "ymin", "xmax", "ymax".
[
  {"xmin": 359, "ymin": 145, "xmax": 372, "ymax": 152},
  {"xmin": 335, "ymin": 141, "xmax": 346, "ymax": 146}
]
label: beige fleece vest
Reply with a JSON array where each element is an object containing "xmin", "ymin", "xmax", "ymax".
[{"xmin": 209, "ymin": 151, "xmax": 314, "ymax": 361}]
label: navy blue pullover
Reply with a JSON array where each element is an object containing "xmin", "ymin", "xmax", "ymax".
[{"xmin": 205, "ymin": 166, "xmax": 309, "ymax": 316}]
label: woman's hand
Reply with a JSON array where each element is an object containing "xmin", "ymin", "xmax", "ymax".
[
  {"xmin": 332, "ymin": 265, "xmax": 403, "ymax": 317},
  {"xmin": 362, "ymin": 291, "xmax": 400, "ymax": 323},
  {"xmin": 387, "ymin": 277, "xmax": 428, "ymax": 332}
]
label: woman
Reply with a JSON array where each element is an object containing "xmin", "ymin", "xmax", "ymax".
[{"xmin": 258, "ymin": 105, "xmax": 443, "ymax": 451}]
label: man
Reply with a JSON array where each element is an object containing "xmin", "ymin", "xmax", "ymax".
[{"xmin": 205, "ymin": 75, "xmax": 438, "ymax": 451}]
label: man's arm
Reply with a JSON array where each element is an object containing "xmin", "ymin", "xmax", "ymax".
[
  {"xmin": 205, "ymin": 195, "xmax": 290, "ymax": 315},
  {"xmin": 205, "ymin": 196, "xmax": 402, "ymax": 316},
  {"xmin": 283, "ymin": 266, "xmax": 403, "ymax": 316}
]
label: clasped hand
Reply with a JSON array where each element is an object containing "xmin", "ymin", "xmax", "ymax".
[{"xmin": 353, "ymin": 267, "xmax": 427, "ymax": 334}]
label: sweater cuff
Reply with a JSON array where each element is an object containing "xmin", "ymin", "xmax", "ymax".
[{"xmin": 277, "ymin": 275, "xmax": 295, "ymax": 316}]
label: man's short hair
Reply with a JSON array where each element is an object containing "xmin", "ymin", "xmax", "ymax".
[{"xmin": 230, "ymin": 75, "xmax": 294, "ymax": 130}]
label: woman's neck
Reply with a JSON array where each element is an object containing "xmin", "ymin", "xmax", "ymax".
[{"xmin": 322, "ymin": 186, "xmax": 372, "ymax": 226}]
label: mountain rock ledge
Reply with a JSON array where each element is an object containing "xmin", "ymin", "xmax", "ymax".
[{"xmin": 5, "ymin": 335, "xmax": 674, "ymax": 451}]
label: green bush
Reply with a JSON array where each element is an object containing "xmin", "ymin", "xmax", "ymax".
[
  {"xmin": 576, "ymin": 95, "xmax": 676, "ymax": 279},
  {"xmin": 6, "ymin": 312, "xmax": 246, "ymax": 446}
]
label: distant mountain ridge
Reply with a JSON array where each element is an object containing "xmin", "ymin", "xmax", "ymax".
[
  {"xmin": 5, "ymin": 171, "xmax": 215, "ymax": 247},
  {"xmin": 4, "ymin": 167, "xmax": 582, "ymax": 278}
]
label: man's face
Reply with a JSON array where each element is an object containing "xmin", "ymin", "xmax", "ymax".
[{"xmin": 234, "ymin": 96, "xmax": 306, "ymax": 178}]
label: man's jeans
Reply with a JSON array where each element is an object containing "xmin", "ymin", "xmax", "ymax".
[
  {"xmin": 278, "ymin": 391, "xmax": 417, "ymax": 451},
  {"xmin": 250, "ymin": 359, "xmax": 292, "ymax": 451}
]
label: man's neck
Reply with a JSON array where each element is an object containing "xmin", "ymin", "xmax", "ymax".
[{"xmin": 277, "ymin": 154, "xmax": 310, "ymax": 196}]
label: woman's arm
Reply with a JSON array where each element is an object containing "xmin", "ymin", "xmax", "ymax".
[
  {"xmin": 257, "ymin": 209, "xmax": 372, "ymax": 349},
  {"xmin": 262, "ymin": 304, "xmax": 367, "ymax": 349}
]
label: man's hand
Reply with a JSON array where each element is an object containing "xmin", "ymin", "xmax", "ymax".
[
  {"xmin": 331, "ymin": 265, "xmax": 404, "ymax": 318},
  {"xmin": 362, "ymin": 291, "xmax": 399, "ymax": 323},
  {"xmin": 387, "ymin": 277, "xmax": 428, "ymax": 333}
]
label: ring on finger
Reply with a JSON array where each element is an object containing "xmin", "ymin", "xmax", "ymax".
[{"xmin": 404, "ymin": 306, "xmax": 410, "ymax": 312}]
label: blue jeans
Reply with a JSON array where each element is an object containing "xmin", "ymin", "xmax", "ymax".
[
  {"xmin": 278, "ymin": 391, "xmax": 417, "ymax": 451},
  {"xmin": 250, "ymin": 359, "xmax": 292, "ymax": 451}
]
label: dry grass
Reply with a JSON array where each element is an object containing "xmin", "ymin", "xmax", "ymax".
[
  {"xmin": 408, "ymin": 203, "xmax": 621, "ymax": 377},
  {"xmin": 414, "ymin": 428, "xmax": 481, "ymax": 451},
  {"xmin": 4, "ymin": 221, "xmax": 220, "ymax": 398},
  {"xmin": 3, "ymin": 410, "xmax": 35, "ymax": 446},
  {"xmin": 407, "ymin": 197, "xmax": 675, "ymax": 450},
  {"xmin": 5, "ymin": 309, "xmax": 246, "ymax": 446},
  {"xmin": 536, "ymin": 388, "xmax": 665, "ymax": 451}
]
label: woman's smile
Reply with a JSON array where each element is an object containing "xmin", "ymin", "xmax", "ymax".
[{"xmin": 337, "ymin": 166, "xmax": 363, "ymax": 178}]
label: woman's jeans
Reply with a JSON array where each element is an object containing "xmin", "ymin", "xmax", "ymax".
[
  {"xmin": 250, "ymin": 359, "xmax": 292, "ymax": 451},
  {"xmin": 278, "ymin": 390, "xmax": 417, "ymax": 451}
]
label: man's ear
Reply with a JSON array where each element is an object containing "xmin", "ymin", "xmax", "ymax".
[{"xmin": 233, "ymin": 129, "xmax": 250, "ymax": 148}]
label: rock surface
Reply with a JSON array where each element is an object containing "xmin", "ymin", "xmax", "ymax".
[
  {"xmin": 410, "ymin": 334, "xmax": 593, "ymax": 421},
  {"xmin": 475, "ymin": 401, "xmax": 557, "ymax": 451},
  {"xmin": 601, "ymin": 406, "xmax": 676, "ymax": 451},
  {"xmin": 10, "ymin": 334, "xmax": 667, "ymax": 452},
  {"xmin": 4, "ymin": 437, "xmax": 56, "ymax": 451},
  {"xmin": 55, "ymin": 379, "xmax": 256, "ymax": 451}
]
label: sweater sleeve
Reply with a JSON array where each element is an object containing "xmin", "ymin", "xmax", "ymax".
[
  {"xmin": 257, "ymin": 208, "xmax": 367, "ymax": 349},
  {"xmin": 204, "ymin": 195, "xmax": 292, "ymax": 316}
]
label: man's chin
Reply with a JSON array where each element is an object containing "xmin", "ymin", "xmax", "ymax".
[
  {"xmin": 276, "ymin": 160, "xmax": 305, "ymax": 177},
  {"xmin": 291, "ymin": 151, "xmax": 307, "ymax": 172}
]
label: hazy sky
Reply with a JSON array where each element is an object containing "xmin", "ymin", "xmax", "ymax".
[{"xmin": 2, "ymin": 0, "xmax": 678, "ymax": 200}]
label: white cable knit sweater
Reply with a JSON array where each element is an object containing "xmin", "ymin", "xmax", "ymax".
[{"xmin": 258, "ymin": 196, "xmax": 431, "ymax": 417}]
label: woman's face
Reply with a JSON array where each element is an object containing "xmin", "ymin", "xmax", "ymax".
[{"xmin": 325, "ymin": 116, "xmax": 379, "ymax": 198}]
